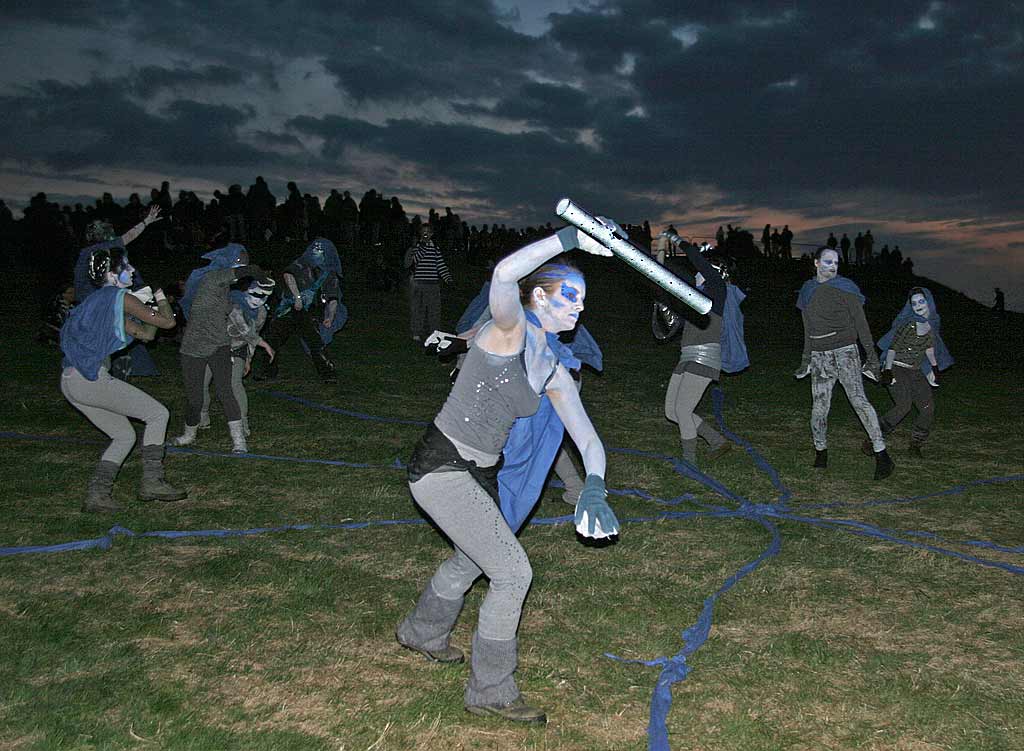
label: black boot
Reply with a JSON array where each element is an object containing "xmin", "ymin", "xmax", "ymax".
[
  {"xmin": 313, "ymin": 350, "xmax": 337, "ymax": 383},
  {"xmin": 873, "ymin": 448, "xmax": 895, "ymax": 480},
  {"xmin": 813, "ymin": 449, "xmax": 828, "ymax": 469}
]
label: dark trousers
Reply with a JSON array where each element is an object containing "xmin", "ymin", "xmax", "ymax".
[
  {"xmin": 182, "ymin": 347, "xmax": 240, "ymax": 425},
  {"xmin": 883, "ymin": 366, "xmax": 934, "ymax": 443},
  {"xmin": 255, "ymin": 307, "xmax": 329, "ymax": 377}
]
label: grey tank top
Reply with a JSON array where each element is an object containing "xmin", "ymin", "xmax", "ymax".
[{"xmin": 434, "ymin": 339, "xmax": 542, "ymax": 455}]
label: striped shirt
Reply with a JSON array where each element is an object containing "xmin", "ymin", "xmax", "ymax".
[{"xmin": 406, "ymin": 240, "xmax": 453, "ymax": 284}]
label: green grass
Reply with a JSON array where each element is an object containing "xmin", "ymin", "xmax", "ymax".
[{"xmin": 1, "ymin": 246, "xmax": 1022, "ymax": 750}]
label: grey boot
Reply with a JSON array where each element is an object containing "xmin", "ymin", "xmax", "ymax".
[
  {"xmin": 396, "ymin": 583, "xmax": 465, "ymax": 663},
  {"xmin": 465, "ymin": 632, "xmax": 545, "ymax": 724},
  {"xmin": 171, "ymin": 423, "xmax": 198, "ymax": 447},
  {"xmin": 82, "ymin": 460, "xmax": 122, "ymax": 513},
  {"xmin": 138, "ymin": 444, "xmax": 187, "ymax": 502},
  {"xmin": 681, "ymin": 437, "xmax": 698, "ymax": 464},
  {"xmin": 697, "ymin": 420, "xmax": 732, "ymax": 460},
  {"xmin": 227, "ymin": 420, "xmax": 247, "ymax": 454}
]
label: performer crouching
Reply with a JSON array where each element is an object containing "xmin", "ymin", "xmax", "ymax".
[
  {"xmin": 397, "ymin": 227, "xmax": 620, "ymax": 724},
  {"xmin": 60, "ymin": 247, "xmax": 186, "ymax": 512},
  {"xmin": 795, "ymin": 247, "xmax": 894, "ymax": 479}
]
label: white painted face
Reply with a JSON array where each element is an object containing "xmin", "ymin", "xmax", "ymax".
[
  {"xmin": 910, "ymin": 293, "xmax": 930, "ymax": 318},
  {"xmin": 536, "ymin": 275, "xmax": 586, "ymax": 333},
  {"xmin": 814, "ymin": 249, "xmax": 840, "ymax": 282},
  {"xmin": 109, "ymin": 260, "xmax": 135, "ymax": 288}
]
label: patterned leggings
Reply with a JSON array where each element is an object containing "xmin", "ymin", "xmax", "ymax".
[{"xmin": 810, "ymin": 344, "xmax": 885, "ymax": 452}]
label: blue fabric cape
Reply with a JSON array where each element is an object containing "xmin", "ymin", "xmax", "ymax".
[
  {"xmin": 181, "ymin": 244, "xmax": 247, "ymax": 319},
  {"xmin": 74, "ymin": 240, "xmax": 125, "ymax": 303},
  {"xmin": 456, "ymin": 299, "xmax": 603, "ymax": 531},
  {"xmin": 719, "ymin": 283, "xmax": 749, "ymax": 373},
  {"xmin": 295, "ymin": 238, "xmax": 342, "ymax": 275},
  {"xmin": 876, "ymin": 287, "xmax": 954, "ymax": 374},
  {"xmin": 796, "ymin": 276, "xmax": 865, "ymax": 311},
  {"xmin": 60, "ymin": 286, "xmax": 130, "ymax": 381}
]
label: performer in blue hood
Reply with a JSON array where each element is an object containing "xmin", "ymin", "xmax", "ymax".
[
  {"xmin": 397, "ymin": 228, "xmax": 620, "ymax": 725},
  {"xmin": 252, "ymin": 238, "xmax": 346, "ymax": 383},
  {"xmin": 868, "ymin": 287, "xmax": 954, "ymax": 458},
  {"xmin": 73, "ymin": 206, "xmax": 164, "ymax": 379},
  {"xmin": 60, "ymin": 244, "xmax": 186, "ymax": 512},
  {"xmin": 795, "ymin": 247, "xmax": 894, "ymax": 479},
  {"xmin": 653, "ymin": 234, "xmax": 745, "ymax": 466}
]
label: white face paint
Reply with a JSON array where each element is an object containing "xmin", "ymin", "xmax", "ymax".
[
  {"xmin": 815, "ymin": 250, "xmax": 840, "ymax": 282},
  {"xmin": 114, "ymin": 261, "xmax": 135, "ymax": 288},
  {"xmin": 542, "ymin": 276, "xmax": 587, "ymax": 333},
  {"xmin": 910, "ymin": 293, "xmax": 930, "ymax": 318},
  {"xmin": 243, "ymin": 293, "xmax": 265, "ymax": 309}
]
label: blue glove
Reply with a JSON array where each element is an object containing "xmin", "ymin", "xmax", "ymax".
[{"xmin": 575, "ymin": 474, "xmax": 620, "ymax": 537}]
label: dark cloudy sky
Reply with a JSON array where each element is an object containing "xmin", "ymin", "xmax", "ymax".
[{"xmin": 1, "ymin": 1, "xmax": 1021, "ymax": 308}]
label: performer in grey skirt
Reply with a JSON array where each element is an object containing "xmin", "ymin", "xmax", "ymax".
[{"xmin": 397, "ymin": 226, "xmax": 620, "ymax": 724}]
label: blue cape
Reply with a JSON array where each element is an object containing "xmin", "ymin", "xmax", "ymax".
[
  {"xmin": 296, "ymin": 238, "xmax": 342, "ymax": 275},
  {"xmin": 876, "ymin": 287, "xmax": 954, "ymax": 374},
  {"xmin": 74, "ymin": 240, "xmax": 125, "ymax": 302},
  {"xmin": 720, "ymin": 283, "xmax": 749, "ymax": 373},
  {"xmin": 451, "ymin": 287, "xmax": 603, "ymax": 531},
  {"xmin": 796, "ymin": 276, "xmax": 865, "ymax": 311},
  {"xmin": 181, "ymin": 244, "xmax": 247, "ymax": 319},
  {"xmin": 60, "ymin": 286, "xmax": 130, "ymax": 381}
]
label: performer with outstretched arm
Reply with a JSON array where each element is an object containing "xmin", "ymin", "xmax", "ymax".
[
  {"xmin": 396, "ymin": 226, "xmax": 620, "ymax": 725},
  {"xmin": 60, "ymin": 246, "xmax": 186, "ymax": 512},
  {"xmin": 795, "ymin": 247, "xmax": 894, "ymax": 479}
]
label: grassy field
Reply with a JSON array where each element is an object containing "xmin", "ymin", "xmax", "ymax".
[{"xmin": 1, "ymin": 243, "xmax": 1022, "ymax": 750}]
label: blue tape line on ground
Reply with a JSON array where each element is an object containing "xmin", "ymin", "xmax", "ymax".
[{"xmin": 267, "ymin": 391, "xmax": 430, "ymax": 426}]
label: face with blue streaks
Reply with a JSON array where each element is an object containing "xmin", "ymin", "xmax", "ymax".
[{"xmin": 535, "ymin": 273, "xmax": 586, "ymax": 333}]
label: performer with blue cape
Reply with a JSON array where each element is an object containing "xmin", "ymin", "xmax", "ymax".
[
  {"xmin": 253, "ymin": 238, "xmax": 346, "ymax": 383},
  {"xmin": 453, "ymin": 281, "xmax": 603, "ymax": 530},
  {"xmin": 869, "ymin": 287, "xmax": 954, "ymax": 458},
  {"xmin": 73, "ymin": 208, "xmax": 163, "ymax": 378},
  {"xmin": 180, "ymin": 243, "xmax": 249, "ymax": 319}
]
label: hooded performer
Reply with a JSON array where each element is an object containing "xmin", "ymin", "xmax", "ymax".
[
  {"xmin": 867, "ymin": 287, "xmax": 954, "ymax": 458},
  {"xmin": 253, "ymin": 238, "xmax": 347, "ymax": 383},
  {"xmin": 795, "ymin": 247, "xmax": 894, "ymax": 479},
  {"xmin": 60, "ymin": 245, "xmax": 186, "ymax": 512},
  {"xmin": 396, "ymin": 229, "xmax": 620, "ymax": 725},
  {"xmin": 450, "ymin": 280, "xmax": 604, "ymax": 526},
  {"xmin": 73, "ymin": 206, "xmax": 164, "ymax": 379},
  {"xmin": 653, "ymin": 236, "xmax": 746, "ymax": 466}
]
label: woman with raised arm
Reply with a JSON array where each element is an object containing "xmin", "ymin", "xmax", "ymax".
[
  {"xmin": 60, "ymin": 246, "xmax": 186, "ymax": 513},
  {"xmin": 396, "ymin": 226, "xmax": 620, "ymax": 724}
]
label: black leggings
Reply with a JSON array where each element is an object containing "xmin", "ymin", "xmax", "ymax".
[{"xmin": 182, "ymin": 347, "xmax": 240, "ymax": 425}]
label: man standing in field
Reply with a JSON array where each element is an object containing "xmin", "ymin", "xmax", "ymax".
[{"xmin": 794, "ymin": 247, "xmax": 895, "ymax": 480}]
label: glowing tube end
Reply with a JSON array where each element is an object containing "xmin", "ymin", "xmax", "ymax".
[{"xmin": 555, "ymin": 198, "xmax": 571, "ymax": 216}]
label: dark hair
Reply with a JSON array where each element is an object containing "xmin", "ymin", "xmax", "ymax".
[
  {"xmin": 814, "ymin": 246, "xmax": 839, "ymax": 261},
  {"xmin": 908, "ymin": 287, "xmax": 926, "ymax": 302},
  {"xmin": 518, "ymin": 256, "xmax": 583, "ymax": 306}
]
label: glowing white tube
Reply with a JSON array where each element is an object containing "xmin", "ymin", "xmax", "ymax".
[{"xmin": 555, "ymin": 198, "xmax": 712, "ymax": 315}]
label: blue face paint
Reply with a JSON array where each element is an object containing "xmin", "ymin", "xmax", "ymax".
[{"xmin": 560, "ymin": 281, "xmax": 578, "ymax": 303}]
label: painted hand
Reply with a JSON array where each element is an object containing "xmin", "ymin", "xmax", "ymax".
[
  {"xmin": 575, "ymin": 474, "xmax": 619, "ymax": 538},
  {"xmin": 793, "ymin": 362, "xmax": 811, "ymax": 379}
]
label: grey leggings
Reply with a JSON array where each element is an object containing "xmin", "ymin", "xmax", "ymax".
[
  {"xmin": 810, "ymin": 344, "xmax": 885, "ymax": 452},
  {"xmin": 665, "ymin": 371, "xmax": 714, "ymax": 440},
  {"xmin": 61, "ymin": 366, "xmax": 170, "ymax": 466},
  {"xmin": 181, "ymin": 347, "xmax": 240, "ymax": 425},
  {"xmin": 200, "ymin": 357, "xmax": 247, "ymax": 421},
  {"xmin": 409, "ymin": 470, "xmax": 532, "ymax": 641}
]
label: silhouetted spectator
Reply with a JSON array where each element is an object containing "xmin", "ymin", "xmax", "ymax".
[
  {"xmin": 854, "ymin": 232, "xmax": 865, "ymax": 265},
  {"xmin": 891, "ymin": 244, "xmax": 902, "ymax": 269},
  {"xmin": 761, "ymin": 224, "xmax": 771, "ymax": 256},
  {"xmin": 993, "ymin": 287, "xmax": 1005, "ymax": 315},
  {"xmin": 716, "ymin": 225, "xmax": 726, "ymax": 248},
  {"xmin": 839, "ymin": 233, "xmax": 851, "ymax": 265},
  {"xmin": 864, "ymin": 229, "xmax": 875, "ymax": 264},
  {"xmin": 826, "ymin": 232, "xmax": 838, "ymax": 250},
  {"xmin": 246, "ymin": 176, "xmax": 276, "ymax": 243},
  {"xmin": 770, "ymin": 227, "xmax": 781, "ymax": 258},
  {"xmin": 781, "ymin": 225, "xmax": 794, "ymax": 259},
  {"xmin": 339, "ymin": 190, "xmax": 359, "ymax": 249},
  {"xmin": 284, "ymin": 181, "xmax": 307, "ymax": 240}
]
